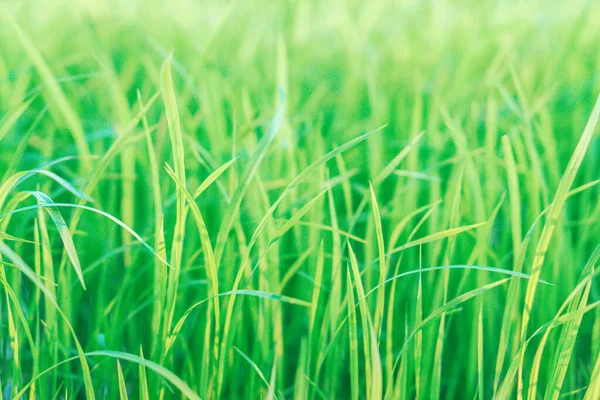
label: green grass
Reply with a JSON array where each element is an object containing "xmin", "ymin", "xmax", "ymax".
[{"xmin": 1, "ymin": 0, "xmax": 600, "ymax": 398}]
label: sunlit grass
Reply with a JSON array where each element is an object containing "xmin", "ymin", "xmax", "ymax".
[{"xmin": 1, "ymin": 0, "xmax": 600, "ymax": 398}]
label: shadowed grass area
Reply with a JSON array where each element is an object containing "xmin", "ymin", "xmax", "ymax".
[{"xmin": 1, "ymin": 0, "xmax": 600, "ymax": 398}]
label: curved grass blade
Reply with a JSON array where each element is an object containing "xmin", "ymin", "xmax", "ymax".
[
  {"xmin": 26, "ymin": 191, "xmax": 85, "ymax": 290},
  {"xmin": 234, "ymin": 347, "xmax": 270, "ymax": 389},
  {"xmin": 165, "ymin": 289, "xmax": 309, "ymax": 355},
  {"xmin": 0, "ymin": 202, "xmax": 170, "ymax": 267},
  {"xmin": 0, "ymin": 168, "xmax": 93, "ymax": 212},
  {"xmin": 14, "ymin": 350, "xmax": 201, "ymax": 400},
  {"xmin": 382, "ymin": 221, "xmax": 487, "ymax": 259},
  {"xmin": 192, "ymin": 157, "xmax": 238, "ymax": 200}
]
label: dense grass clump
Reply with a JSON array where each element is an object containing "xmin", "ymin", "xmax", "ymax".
[{"xmin": 1, "ymin": 0, "xmax": 600, "ymax": 398}]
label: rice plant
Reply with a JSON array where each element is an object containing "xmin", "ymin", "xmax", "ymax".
[{"xmin": 1, "ymin": 0, "xmax": 600, "ymax": 398}]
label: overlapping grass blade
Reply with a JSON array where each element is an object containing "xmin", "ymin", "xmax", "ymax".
[
  {"xmin": 213, "ymin": 89, "xmax": 286, "ymax": 266},
  {"xmin": 0, "ymin": 243, "xmax": 95, "ymax": 399},
  {"xmin": 26, "ymin": 191, "xmax": 86, "ymax": 289},
  {"xmin": 518, "ymin": 93, "xmax": 600, "ymax": 394}
]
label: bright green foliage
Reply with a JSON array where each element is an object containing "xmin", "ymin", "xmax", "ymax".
[{"xmin": 1, "ymin": 1, "xmax": 600, "ymax": 399}]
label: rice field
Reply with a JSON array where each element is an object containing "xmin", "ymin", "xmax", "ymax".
[{"xmin": 1, "ymin": 0, "xmax": 600, "ymax": 398}]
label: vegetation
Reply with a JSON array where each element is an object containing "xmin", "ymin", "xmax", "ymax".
[{"xmin": 1, "ymin": 0, "xmax": 600, "ymax": 398}]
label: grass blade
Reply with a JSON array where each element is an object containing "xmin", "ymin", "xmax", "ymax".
[
  {"xmin": 519, "ymin": 92, "xmax": 600, "ymax": 394},
  {"xmin": 213, "ymin": 89, "xmax": 286, "ymax": 266},
  {"xmin": 117, "ymin": 361, "xmax": 129, "ymax": 400},
  {"xmin": 27, "ymin": 191, "xmax": 85, "ymax": 290},
  {"xmin": 369, "ymin": 183, "xmax": 387, "ymax": 340},
  {"xmin": 347, "ymin": 271, "xmax": 359, "ymax": 400}
]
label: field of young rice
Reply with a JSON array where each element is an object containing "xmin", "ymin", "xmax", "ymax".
[{"xmin": 1, "ymin": 0, "xmax": 600, "ymax": 398}]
